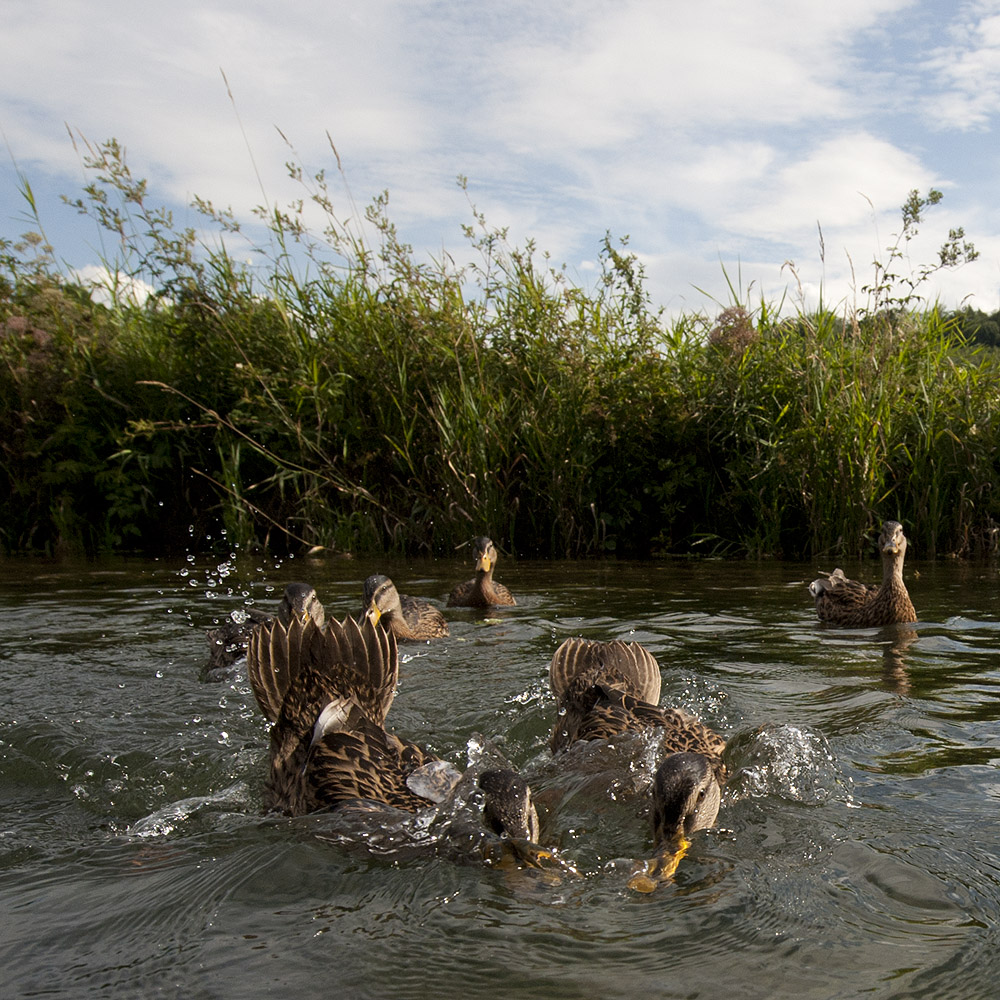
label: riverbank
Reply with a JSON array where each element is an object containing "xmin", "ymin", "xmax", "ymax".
[{"xmin": 2, "ymin": 144, "xmax": 997, "ymax": 559}]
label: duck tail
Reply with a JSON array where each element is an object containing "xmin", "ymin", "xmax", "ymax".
[{"xmin": 549, "ymin": 637, "xmax": 661, "ymax": 705}]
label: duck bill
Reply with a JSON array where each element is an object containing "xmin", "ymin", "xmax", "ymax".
[
  {"xmin": 476, "ymin": 554, "xmax": 493, "ymax": 574},
  {"xmin": 627, "ymin": 836, "xmax": 692, "ymax": 893},
  {"xmin": 365, "ymin": 602, "xmax": 382, "ymax": 627}
]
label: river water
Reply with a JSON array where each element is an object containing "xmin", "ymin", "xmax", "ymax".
[{"xmin": 2, "ymin": 552, "xmax": 1000, "ymax": 999}]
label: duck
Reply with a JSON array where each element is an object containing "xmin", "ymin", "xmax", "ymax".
[
  {"xmin": 478, "ymin": 768, "xmax": 540, "ymax": 842},
  {"xmin": 447, "ymin": 537, "xmax": 516, "ymax": 608},
  {"xmin": 361, "ymin": 573, "xmax": 449, "ymax": 641},
  {"xmin": 203, "ymin": 581, "xmax": 325, "ymax": 678},
  {"xmin": 548, "ymin": 636, "xmax": 726, "ymax": 887},
  {"xmin": 809, "ymin": 520, "xmax": 917, "ymax": 627},
  {"xmin": 245, "ymin": 614, "xmax": 540, "ymax": 849}
]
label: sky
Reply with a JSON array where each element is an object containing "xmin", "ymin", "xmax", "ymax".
[{"xmin": 3, "ymin": 0, "xmax": 1000, "ymax": 318}]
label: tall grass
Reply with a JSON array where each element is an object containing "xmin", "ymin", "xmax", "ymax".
[{"xmin": 0, "ymin": 139, "xmax": 997, "ymax": 559}]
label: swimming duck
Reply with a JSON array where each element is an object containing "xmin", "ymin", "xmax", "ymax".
[
  {"xmin": 809, "ymin": 520, "xmax": 917, "ymax": 627},
  {"xmin": 447, "ymin": 537, "xmax": 516, "ymax": 608},
  {"xmin": 246, "ymin": 614, "xmax": 539, "ymax": 847},
  {"xmin": 478, "ymin": 768, "xmax": 540, "ymax": 842},
  {"xmin": 548, "ymin": 636, "xmax": 726, "ymax": 884},
  {"xmin": 203, "ymin": 581, "xmax": 325, "ymax": 677},
  {"xmin": 362, "ymin": 573, "xmax": 449, "ymax": 641}
]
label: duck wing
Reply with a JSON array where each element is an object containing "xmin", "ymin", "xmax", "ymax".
[
  {"xmin": 399, "ymin": 594, "xmax": 450, "ymax": 638},
  {"xmin": 248, "ymin": 615, "xmax": 398, "ymax": 726},
  {"xmin": 264, "ymin": 716, "xmax": 441, "ymax": 815},
  {"xmin": 247, "ymin": 614, "xmax": 316, "ymax": 723},
  {"xmin": 298, "ymin": 720, "xmax": 442, "ymax": 813},
  {"xmin": 809, "ymin": 568, "xmax": 881, "ymax": 623},
  {"xmin": 658, "ymin": 706, "xmax": 728, "ymax": 764}
]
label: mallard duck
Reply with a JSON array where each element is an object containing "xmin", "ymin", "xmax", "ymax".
[
  {"xmin": 548, "ymin": 636, "xmax": 726, "ymax": 885},
  {"xmin": 809, "ymin": 520, "xmax": 917, "ymax": 627},
  {"xmin": 478, "ymin": 768, "xmax": 540, "ymax": 842},
  {"xmin": 362, "ymin": 573, "xmax": 449, "ymax": 641},
  {"xmin": 203, "ymin": 581, "xmax": 325, "ymax": 677},
  {"xmin": 246, "ymin": 614, "xmax": 539, "ymax": 846},
  {"xmin": 447, "ymin": 536, "xmax": 516, "ymax": 608}
]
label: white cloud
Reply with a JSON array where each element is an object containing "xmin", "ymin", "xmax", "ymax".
[
  {"xmin": 2, "ymin": 0, "xmax": 999, "ymax": 317},
  {"xmin": 488, "ymin": 0, "xmax": 910, "ymax": 150},
  {"xmin": 923, "ymin": 2, "xmax": 1000, "ymax": 128},
  {"xmin": 73, "ymin": 264, "xmax": 156, "ymax": 306},
  {"xmin": 725, "ymin": 133, "xmax": 934, "ymax": 240}
]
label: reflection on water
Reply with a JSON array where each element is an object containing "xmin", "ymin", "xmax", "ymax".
[
  {"xmin": 2, "ymin": 554, "xmax": 1000, "ymax": 999},
  {"xmin": 881, "ymin": 623, "xmax": 919, "ymax": 694}
]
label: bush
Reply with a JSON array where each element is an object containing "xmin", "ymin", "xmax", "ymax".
[{"xmin": 1, "ymin": 144, "xmax": 996, "ymax": 558}]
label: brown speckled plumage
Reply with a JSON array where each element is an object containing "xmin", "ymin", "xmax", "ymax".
[
  {"xmin": 809, "ymin": 520, "xmax": 917, "ymax": 627},
  {"xmin": 548, "ymin": 638, "xmax": 724, "ymax": 760},
  {"xmin": 247, "ymin": 615, "xmax": 538, "ymax": 843},
  {"xmin": 548, "ymin": 636, "xmax": 726, "ymax": 849},
  {"xmin": 362, "ymin": 574, "xmax": 449, "ymax": 641},
  {"xmin": 448, "ymin": 537, "xmax": 516, "ymax": 608},
  {"xmin": 247, "ymin": 615, "xmax": 439, "ymax": 815}
]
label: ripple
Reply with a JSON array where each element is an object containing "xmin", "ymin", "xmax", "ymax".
[{"xmin": 6, "ymin": 558, "xmax": 1000, "ymax": 999}]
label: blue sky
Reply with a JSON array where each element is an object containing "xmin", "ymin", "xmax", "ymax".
[{"xmin": 3, "ymin": 0, "xmax": 1000, "ymax": 317}]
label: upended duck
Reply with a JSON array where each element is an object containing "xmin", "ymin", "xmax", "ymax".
[
  {"xmin": 809, "ymin": 520, "xmax": 917, "ymax": 627},
  {"xmin": 246, "ymin": 614, "xmax": 540, "ymax": 852},
  {"xmin": 362, "ymin": 573, "xmax": 449, "ymax": 641},
  {"xmin": 448, "ymin": 536, "xmax": 516, "ymax": 608},
  {"xmin": 203, "ymin": 581, "xmax": 325, "ymax": 678},
  {"xmin": 548, "ymin": 636, "xmax": 726, "ymax": 889}
]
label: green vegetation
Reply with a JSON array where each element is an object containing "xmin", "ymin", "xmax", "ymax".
[{"xmin": 1, "ymin": 139, "xmax": 996, "ymax": 559}]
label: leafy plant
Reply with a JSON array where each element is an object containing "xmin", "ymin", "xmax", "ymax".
[{"xmin": 0, "ymin": 140, "xmax": 997, "ymax": 559}]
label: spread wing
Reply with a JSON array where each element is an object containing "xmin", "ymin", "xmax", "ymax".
[
  {"xmin": 247, "ymin": 614, "xmax": 316, "ymax": 723},
  {"xmin": 550, "ymin": 637, "xmax": 661, "ymax": 706},
  {"xmin": 248, "ymin": 615, "xmax": 398, "ymax": 725}
]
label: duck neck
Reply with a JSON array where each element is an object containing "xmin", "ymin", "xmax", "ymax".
[
  {"xmin": 881, "ymin": 552, "xmax": 905, "ymax": 589},
  {"xmin": 474, "ymin": 567, "xmax": 495, "ymax": 599}
]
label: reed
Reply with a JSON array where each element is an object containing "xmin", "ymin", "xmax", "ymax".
[{"xmin": 1, "ymin": 142, "xmax": 997, "ymax": 559}]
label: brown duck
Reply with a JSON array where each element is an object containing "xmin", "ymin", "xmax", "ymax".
[
  {"xmin": 809, "ymin": 520, "xmax": 917, "ymax": 627},
  {"xmin": 362, "ymin": 573, "xmax": 449, "ymax": 641},
  {"xmin": 246, "ymin": 614, "xmax": 539, "ymax": 844},
  {"xmin": 204, "ymin": 581, "xmax": 325, "ymax": 677},
  {"xmin": 548, "ymin": 636, "xmax": 726, "ymax": 885},
  {"xmin": 447, "ymin": 537, "xmax": 516, "ymax": 608}
]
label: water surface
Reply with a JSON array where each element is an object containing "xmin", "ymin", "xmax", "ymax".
[{"xmin": 2, "ymin": 554, "xmax": 1000, "ymax": 999}]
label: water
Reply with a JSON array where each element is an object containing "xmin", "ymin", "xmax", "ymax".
[{"xmin": 2, "ymin": 554, "xmax": 1000, "ymax": 999}]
